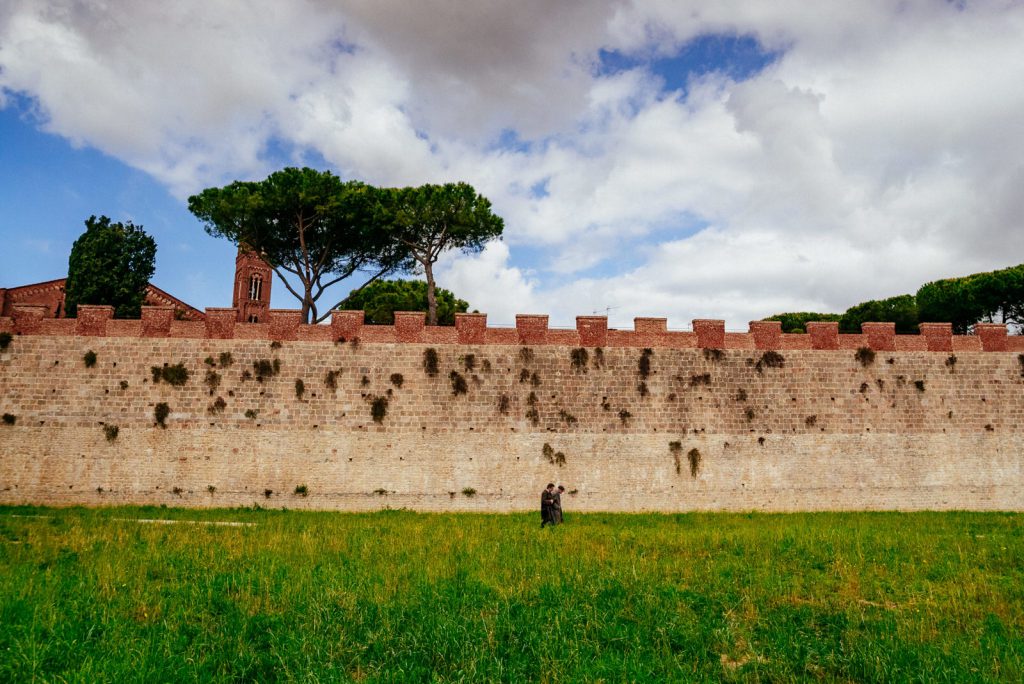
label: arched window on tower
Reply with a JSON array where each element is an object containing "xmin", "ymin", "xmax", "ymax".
[
  {"xmin": 248, "ymin": 274, "xmax": 263, "ymax": 301},
  {"xmin": 248, "ymin": 314, "xmax": 259, "ymax": 323}
]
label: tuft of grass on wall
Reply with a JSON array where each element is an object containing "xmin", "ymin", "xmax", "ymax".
[
  {"xmin": 83, "ymin": 350, "xmax": 97, "ymax": 368},
  {"xmin": 638, "ymin": 348, "xmax": 653, "ymax": 379},
  {"xmin": 755, "ymin": 351, "xmax": 785, "ymax": 373},
  {"xmin": 450, "ymin": 371, "xmax": 468, "ymax": 396},
  {"xmin": 370, "ymin": 396, "xmax": 388, "ymax": 424},
  {"xmin": 687, "ymin": 448, "xmax": 702, "ymax": 478},
  {"xmin": 855, "ymin": 347, "xmax": 876, "ymax": 367},
  {"xmin": 669, "ymin": 441, "xmax": 683, "ymax": 474},
  {"xmin": 152, "ymin": 363, "xmax": 189, "ymax": 386},
  {"xmin": 423, "ymin": 348, "xmax": 440, "ymax": 377},
  {"xmin": 154, "ymin": 403, "xmax": 170, "ymax": 428},
  {"xmin": 103, "ymin": 424, "xmax": 119, "ymax": 441},
  {"xmin": 570, "ymin": 348, "xmax": 589, "ymax": 372}
]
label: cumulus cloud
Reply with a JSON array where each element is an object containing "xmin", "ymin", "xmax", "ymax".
[{"xmin": 3, "ymin": 0, "xmax": 1024, "ymax": 326}]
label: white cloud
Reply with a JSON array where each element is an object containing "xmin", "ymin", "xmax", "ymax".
[{"xmin": 3, "ymin": 1, "xmax": 1024, "ymax": 326}]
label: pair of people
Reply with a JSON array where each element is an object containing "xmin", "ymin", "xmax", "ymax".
[{"xmin": 540, "ymin": 483, "xmax": 565, "ymax": 527}]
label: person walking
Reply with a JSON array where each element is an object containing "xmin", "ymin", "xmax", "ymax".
[
  {"xmin": 552, "ymin": 485, "xmax": 565, "ymax": 525},
  {"xmin": 540, "ymin": 483, "xmax": 556, "ymax": 528}
]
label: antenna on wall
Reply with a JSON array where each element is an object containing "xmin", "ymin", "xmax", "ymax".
[{"xmin": 591, "ymin": 305, "xmax": 619, "ymax": 316}]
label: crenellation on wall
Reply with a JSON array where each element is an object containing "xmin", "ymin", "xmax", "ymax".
[{"xmin": 1, "ymin": 303, "xmax": 1015, "ymax": 354}]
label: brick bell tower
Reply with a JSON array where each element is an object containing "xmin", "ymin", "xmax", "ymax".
[{"xmin": 233, "ymin": 247, "xmax": 272, "ymax": 323}]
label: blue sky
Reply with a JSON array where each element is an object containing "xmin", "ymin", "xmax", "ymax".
[{"xmin": 2, "ymin": 2, "xmax": 1023, "ymax": 327}]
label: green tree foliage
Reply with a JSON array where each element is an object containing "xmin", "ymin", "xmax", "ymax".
[
  {"xmin": 917, "ymin": 264, "xmax": 1024, "ymax": 333},
  {"xmin": 64, "ymin": 215, "xmax": 157, "ymax": 319},
  {"xmin": 188, "ymin": 167, "xmax": 401, "ymax": 324},
  {"xmin": 339, "ymin": 279, "xmax": 469, "ymax": 325},
  {"xmin": 839, "ymin": 294, "xmax": 919, "ymax": 334},
  {"xmin": 377, "ymin": 183, "xmax": 503, "ymax": 325},
  {"xmin": 763, "ymin": 312, "xmax": 841, "ymax": 333}
]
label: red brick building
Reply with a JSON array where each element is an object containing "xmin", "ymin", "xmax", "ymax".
[{"xmin": 0, "ymin": 247, "xmax": 272, "ymax": 322}]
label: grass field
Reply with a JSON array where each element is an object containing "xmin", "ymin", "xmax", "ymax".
[{"xmin": 1, "ymin": 507, "xmax": 1022, "ymax": 683}]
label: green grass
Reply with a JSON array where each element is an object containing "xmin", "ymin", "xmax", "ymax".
[{"xmin": 1, "ymin": 507, "xmax": 1023, "ymax": 682}]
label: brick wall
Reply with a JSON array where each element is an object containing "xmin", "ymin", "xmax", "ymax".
[{"xmin": 1, "ymin": 311, "xmax": 1023, "ymax": 511}]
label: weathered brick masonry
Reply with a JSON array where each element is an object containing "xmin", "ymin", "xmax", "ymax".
[{"xmin": 1, "ymin": 307, "xmax": 1023, "ymax": 511}]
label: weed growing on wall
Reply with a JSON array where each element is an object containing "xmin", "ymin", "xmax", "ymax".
[
  {"xmin": 519, "ymin": 347, "xmax": 534, "ymax": 364},
  {"xmin": 103, "ymin": 424, "xmax": 119, "ymax": 441},
  {"xmin": 687, "ymin": 448, "xmax": 702, "ymax": 478},
  {"xmin": 519, "ymin": 369, "xmax": 530, "ymax": 383},
  {"xmin": 245, "ymin": 409, "xmax": 259, "ymax": 420},
  {"xmin": 669, "ymin": 441, "xmax": 683, "ymax": 474},
  {"xmin": 208, "ymin": 397, "xmax": 227, "ymax": 414},
  {"xmin": 593, "ymin": 347, "xmax": 604, "ymax": 369},
  {"xmin": 805, "ymin": 415, "xmax": 817, "ymax": 427},
  {"xmin": 119, "ymin": 380, "xmax": 129, "ymax": 390},
  {"xmin": 463, "ymin": 354, "xmax": 476, "ymax": 372},
  {"xmin": 461, "ymin": 487, "xmax": 477, "ymax": 497},
  {"xmin": 218, "ymin": 351, "xmax": 234, "ymax": 367},
  {"xmin": 526, "ymin": 408, "xmax": 540, "ymax": 426},
  {"xmin": 637, "ymin": 381, "xmax": 649, "ymax": 398},
  {"xmin": 530, "ymin": 372, "xmax": 541, "ymax": 387},
  {"xmin": 2, "ymin": 413, "xmax": 16, "ymax": 425},
  {"xmin": 294, "ymin": 484, "xmax": 308, "ymax": 497},
  {"xmin": 559, "ymin": 410, "xmax": 578, "ymax": 426},
  {"xmin": 152, "ymin": 363, "xmax": 189, "ymax": 386},
  {"xmin": 253, "ymin": 359, "xmax": 280, "ymax": 382},
  {"xmin": 207, "ymin": 485, "xmax": 216, "ymax": 494},
  {"xmin": 946, "ymin": 355, "xmax": 958, "ymax": 372},
  {"xmin": 324, "ymin": 369, "xmax": 340, "ymax": 390},
  {"xmin": 390, "ymin": 373, "xmax": 404, "ymax": 388},
  {"xmin": 204, "ymin": 356, "xmax": 216, "ymax": 367},
  {"xmin": 295, "ymin": 379, "xmax": 305, "ymax": 400},
  {"xmin": 370, "ymin": 396, "xmax": 388, "ymax": 423},
  {"xmin": 703, "ymin": 348, "xmax": 724, "ymax": 362},
  {"xmin": 855, "ymin": 347, "xmax": 876, "ymax": 367},
  {"xmin": 497, "ymin": 394, "xmax": 510, "ymax": 415},
  {"xmin": 914, "ymin": 380, "xmax": 926, "ymax": 392},
  {"xmin": 270, "ymin": 341, "xmax": 282, "ymax": 350},
  {"xmin": 83, "ymin": 350, "xmax": 97, "ymax": 368},
  {"xmin": 527, "ymin": 392, "xmax": 538, "ymax": 406},
  {"xmin": 264, "ymin": 489, "xmax": 273, "ymax": 498},
  {"xmin": 735, "ymin": 389, "xmax": 748, "ymax": 402},
  {"xmin": 374, "ymin": 488, "xmax": 388, "ymax": 496},
  {"xmin": 204, "ymin": 370, "xmax": 221, "ymax": 391},
  {"xmin": 361, "ymin": 375, "xmax": 370, "ymax": 387},
  {"xmin": 690, "ymin": 373, "xmax": 711, "ymax": 386},
  {"xmin": 618, "ymin": 409, "xmax": 631, "ymax": 426},
  {"xmin": 745, "ymin": 407, "xmax": 756, "ymax": 422},
  {"xmin": 449, "ymin": 371, "xmax": 469, "ymax": 396},
  {"xmin": 570, "ymin": 348, "xmax": 589, "ymax": 372},
  {"xmin": 542, "ymin": 443, "xmax": 566, "ymax": 466},
  {"xmin": 638, "ymin": 348, "xmax": 653, "ymax": 379},
  {"xmin": 755, "ymin": 351, "xmax": 785, "ymax": 372},
  {"xmin": 154, "ymin": 403, "xmax": 170, "ymax": 428},
  {"xmin": 0, "ymin": 331, "xmax": 13, "ymax": 351},
  {"xmin": 423, "ymin": 348, "xmax": 439, "ymax": 377}
]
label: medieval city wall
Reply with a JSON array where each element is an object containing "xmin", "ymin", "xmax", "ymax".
[{"xmin": 1, "ymin": 305, "xmax": 1023, "ymax": 511}]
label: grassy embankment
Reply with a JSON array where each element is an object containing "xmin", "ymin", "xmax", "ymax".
[{"xmin": 1, "ymin": 506, "xmax": 1022, "ymax": 682}]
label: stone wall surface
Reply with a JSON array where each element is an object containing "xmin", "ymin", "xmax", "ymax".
[{"xmin": 1, "ymin": 332, "xmax": 1023, "ymax": 511}]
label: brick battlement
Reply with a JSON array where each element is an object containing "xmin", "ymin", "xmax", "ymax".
[{"xmin": 1, "ymin": 305, "xmax": 1018, "ymax": 352}]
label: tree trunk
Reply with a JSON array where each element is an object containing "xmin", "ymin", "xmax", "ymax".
[{"xmin": 424, "ymin": 260, "xmax": 438, "ymax": 326}]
